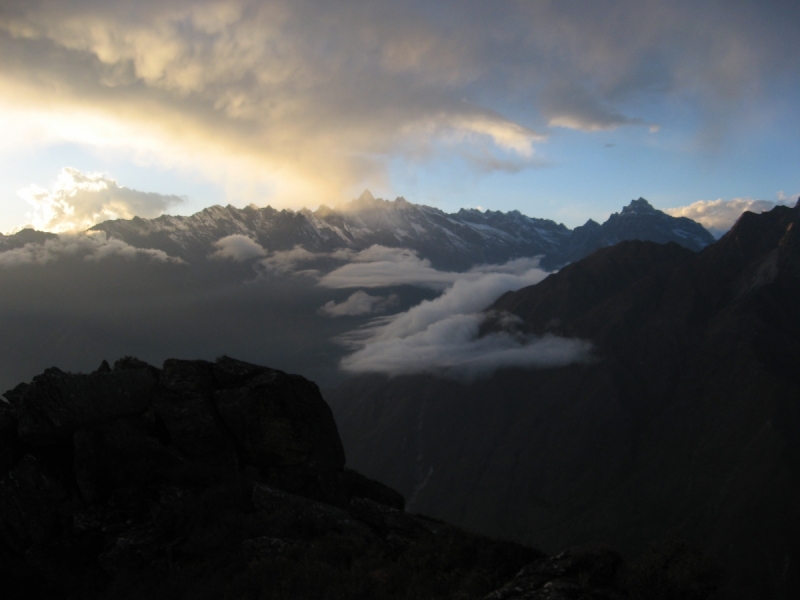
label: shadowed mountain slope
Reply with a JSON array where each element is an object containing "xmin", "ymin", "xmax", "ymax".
[{"xmin": 327, "ymin": 200, "xmax": 800, "ymax": 599}]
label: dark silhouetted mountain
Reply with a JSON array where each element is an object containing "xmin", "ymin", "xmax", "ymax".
[
  {"xmin": 327, "ymin": 200, "xmax": 800, "ymax": 600},
  {"xmin": 0, "ymin": 228, "xmax": 58, "ymax": 251},
  {"xmin": 90, "ymin": 193, "xmax": 714, "ymax": 269},
  {"xmin": 2, "ymin": 355, "xmax": 714, "ymax": 600},
  {"xmin": 564, "ymin": 197, "xmax": 713, "ymax": 263}
]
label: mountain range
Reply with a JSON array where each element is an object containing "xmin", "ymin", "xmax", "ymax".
[
  {"xmin": 0, "ymin": 192, "xmax": 790, "ymax": 598},
  {"xmin": 327, "ymin": 199, "xmax": 800, "ymax": 599},
  {"xmin": 89, "ymin": 192, "xmax": 714, "ymax": 270}
]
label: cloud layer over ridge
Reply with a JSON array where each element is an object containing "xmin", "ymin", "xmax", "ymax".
[{"xmin": 333, "ymin": 256, "xmax": 591, "ymax": 378}]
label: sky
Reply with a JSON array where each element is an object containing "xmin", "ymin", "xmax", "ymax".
[{"xmin": 1, "ymin": 0, "xmax": 799, "ymax": 234}]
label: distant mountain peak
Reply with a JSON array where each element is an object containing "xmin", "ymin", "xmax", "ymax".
[
  {"xmin": 357, "ymin": 189, "xmax": 375, "ymax": 203},
  {"xmin": 620, "ymin": 197, "xmax": 656, "ymax": 215}
]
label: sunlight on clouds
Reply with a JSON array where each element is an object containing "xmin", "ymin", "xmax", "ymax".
[
  {"xmin": 19, "ymin": 168, "xmax": 184, "ymax": 233},
  {"xmin": 664, "ymin": 197, "xmax": 796, "ymax": 237},
  {"xmin": 0, "ymin": 0, "xmax": 550, "ymax": 218},
  {"xmin": 0, "ymin": 0, "xmax": 796, "ymax": 226}
]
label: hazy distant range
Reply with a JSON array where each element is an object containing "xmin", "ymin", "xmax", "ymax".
[{"xmin": 0, "ymin": 194, "xmax": 713, "ymax": 392}]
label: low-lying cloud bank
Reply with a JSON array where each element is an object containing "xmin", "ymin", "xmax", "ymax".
[
  {"xmin": 318, "ymin": 247, "xmax": 459, "ymax": 289},
  {"xmin": 210, "ymin": 235, "xmax": 267, "ymax": 261},
  {"xmin": 665, "ymin": 197, "xmax": 797, "ymax": 237},
  {"xmin": 0, "ymin": 231, "xmax": 182, "ymax": 267},
  {"xmin": 19, "ymin": 168, "xmax": 184, "ymax": 233},
  {"xmin": 319, "ymin": 291, "xmax": 399, "ymax": 317},
  {"xmin": 336, "ymin": 262, "xmax": 591, "ymax": 379},
  {"xmin": 318, "ymin": 248, "xmax": 547, "ymax": 290}
]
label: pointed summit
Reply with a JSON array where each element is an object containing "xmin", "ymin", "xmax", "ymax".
[
  {"xmin": 357, "ymin": 189, "xmax": 375, "ymax": 203},
  {"xmin": 621, "ymin": 197, "xmax": 656, "ymax": 215}
]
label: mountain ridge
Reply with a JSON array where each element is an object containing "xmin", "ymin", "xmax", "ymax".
[
  {"xmin": 89, "ymin": 195, "xmax": 715, "ymax": 270},
  {"xmin": 327, "ymin": 199, "xmax": 800, "ymax": 600}
]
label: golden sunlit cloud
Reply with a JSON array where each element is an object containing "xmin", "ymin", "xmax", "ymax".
[
  {"xmin": 19, "ymin": 167, "xmax": 184, "ymax": 233},
  {"xmin": 0, "ymin": 0, "xmax": 551, "ymax": 212},
  {"xmin": 665, "ymin": 197, "xmax": 796, "ymax": 235},
  {"xmin": 0, "ymin": 0, "xmax": 795, "ymax": 226}
]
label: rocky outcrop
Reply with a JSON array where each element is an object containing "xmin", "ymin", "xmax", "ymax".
[
  {"xmin": 0, "ymin": 356, "xmax": 380, "ymax": 597},
  {"xmin": 0, "ymin": 354, "xmax": 725, "ymax": 599},
  {"xmin": 12, "ymin": 366, "xmax": 156, "ymax": 446},
  {"xmin": 0, "ymin": 355, "xmax": 561, "ymax": 600}
]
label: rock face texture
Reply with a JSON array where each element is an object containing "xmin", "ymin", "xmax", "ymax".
[{"xmin": 328, "ymin": 201, "xmax": 800, "ymax": 600}]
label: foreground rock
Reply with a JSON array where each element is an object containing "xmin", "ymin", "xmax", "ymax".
[
  {"xmin": 0, "ymin": 356, "xmax": 543, "ymax": 599},
  {"xmin": 0, "ymin": 355, "xmax": 721, "ymax": 599}
]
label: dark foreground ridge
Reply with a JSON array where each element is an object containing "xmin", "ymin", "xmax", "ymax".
[{"xmin": 0, "ymin": 356, "xmax": 721, "ymax": 599}]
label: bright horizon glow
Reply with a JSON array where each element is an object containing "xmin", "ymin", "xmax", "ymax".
[{"xmin": 1, "ymin": 0, "xmax": 798, "ymax": 234}]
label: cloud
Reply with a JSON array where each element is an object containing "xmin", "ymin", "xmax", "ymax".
[
  {"xmin": 18, "ymin": 168, "xmax": 184, "ymax": 233},
  {"xmin": 319, "ymin": 246, "xmax": 547, "ymax": 290},
  {"xmin": 318, "ymin": 246, "xmax": 455, "ymax": 289},
  {"xmin": 210, "ymin": 234, "xmax": 266, "ymax": 261},
  {"xmin": 258, "ymin": 245, "xmax": 323, "ymax": 275},
  {"xmin": 664, "ymin": 196, "xmax": 797, "ymax": 237},
  {"xmin": 1, "ymin": 0, "xmax": 796, "ymax": 214},
  {"xmin": 338, "ymin": 265, "xmax": 590, "ymax": 378},
  {"xmin": 540, "ymin": 84, "xmax": 655, "ymax": 132},
  {"xmin": 319, "ymin": 291, "xmax": 399, "ymax": 317},
  {"xmin": 0, "ymin": 230, "xmax": 182, "ymax": 267}
]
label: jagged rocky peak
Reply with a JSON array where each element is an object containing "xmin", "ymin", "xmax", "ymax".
[
  {"xmin": 313, "ymin": 203, "xmax": 335, "ymax": 218},
  {"xmin": 79, "ymin": 192, "xmax": 716, "ymax": 270},
  {"xmin": 338, "ymin": 190, "xmax": 413, "ymax": 213},
  {"xmin": 341, "ymin": 188, "xmax": 378, "ymax": 210},
  {"xmin": 620, "ymin": 197, "xmax": 657, "ymax": 215}
]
